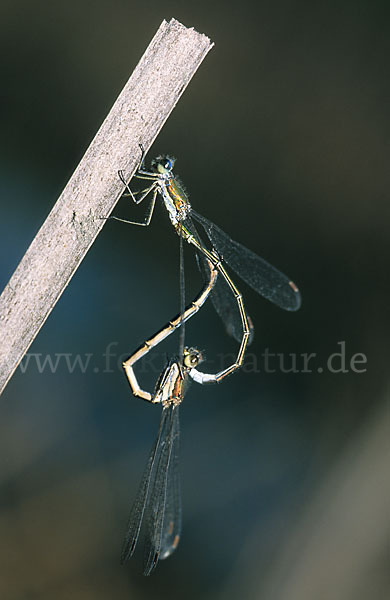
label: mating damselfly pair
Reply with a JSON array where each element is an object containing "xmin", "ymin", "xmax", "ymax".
[{"xmin": 107, "ymin": 146, "xmax": 301, "ymax": 575}]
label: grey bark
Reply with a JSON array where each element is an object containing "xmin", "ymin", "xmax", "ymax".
[{"xmin": 0, "ymin": 18, "xmax": 214, "ymax": 395}]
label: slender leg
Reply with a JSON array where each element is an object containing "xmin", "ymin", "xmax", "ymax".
[
  {"xmin": 121, "ymin": 185, "xmax": 156, "ymax": 202},
  {"xmin": 118, "ymin": 139, "xmax": 160, "ymax": 202},
  {"xmin": 114, "ymin": 147, "xmax": 160, "ymax": 225},
  {"xmin": 135, "ymin": 170, "xmax": 161, "ymax": 178},
  {"xmin": 123, "ymin": 260, "xmax": 218, "ymax": 401},
  {"xmin": 118, "ymin": 170, "xmax": 156, "ymax": 202},
  {"xmin": 109, "ymin": 188, "xmax": 158, "ymax": 227},
  {"xmin": 118, "ymin": 170, "xmax": 138, "ymax": 203},
  {"xmin": 119, "ymin": 143, "xmax": 157, "ymax": 188},
  {"xmin": 118, "ymin": 169, "xmax": 158, "ymax": 199}
]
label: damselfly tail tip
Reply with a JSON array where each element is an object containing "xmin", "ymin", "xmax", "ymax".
[
  {"xmin": 172, "ymin": 534, "xmax": 180, "ymax": 551},
  {"xmin": 160, "ymin": 533, "xmax": 181, "ymax": 560}
]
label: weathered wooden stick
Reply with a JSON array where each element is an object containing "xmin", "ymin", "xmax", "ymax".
[{"xmin": 0, "ymin": 18, "xmax": 214, "ymax": 395}]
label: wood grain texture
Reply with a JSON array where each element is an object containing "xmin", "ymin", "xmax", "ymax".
[{"xmin": 0, "ymin": 18, "xmax": 214, "ymax": 395}]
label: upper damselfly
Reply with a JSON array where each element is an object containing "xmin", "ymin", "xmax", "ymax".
[{"xmin": 110, "ymin": 146, "xmax": 301, "ymax": 381}]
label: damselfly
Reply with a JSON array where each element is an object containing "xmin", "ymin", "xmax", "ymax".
[
  {"xmin": 111, "ymin": 146, "xmax": 301, "ymax": 381},
  {"xmin": 121, "ymin": 259, "xmax": 219, "ymax": 575}
]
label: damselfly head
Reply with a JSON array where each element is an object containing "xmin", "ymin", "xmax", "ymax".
[
  {"xmin": 183, "ymin": 347, "xmax": 203, "ymax": 369},
  {"xmin": 151, "ymin": 155, "xmax": 175, "ymax": 175}
]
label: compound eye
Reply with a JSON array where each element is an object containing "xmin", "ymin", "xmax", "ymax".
[
  {"xmin": 183, "ymin": 349, "xmax": 200, "ymax": 369},
  {"xmin": 164, "ymin": 159, "xmax": 172, "ymax": 170}
]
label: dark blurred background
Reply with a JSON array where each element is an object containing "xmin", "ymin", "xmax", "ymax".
[{"xmin": 0, "ymin": 1, "xmax": 389, "ymax": 599}]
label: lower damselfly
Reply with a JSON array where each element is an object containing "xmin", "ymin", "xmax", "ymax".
[
  {"xmin": 121, "ymin": 259, "xmax": 220, "ymax": 575},
  {"xmin": 110, "ymin": 146, "xmax": 301, "ymax": 381}
]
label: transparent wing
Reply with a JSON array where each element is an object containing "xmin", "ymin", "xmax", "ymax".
[
  {"xmin": 191, "ymin": 210, "xmax": 301, "ymax": 312},
  {"xmin": 143, "ymin": 406, "xmax": 177, "ymax": 576},
  {"xmin": 120, "ymin": 408, "xmax": 170, "ymax": 564},
  {"xmin": 160, "ymin": 407, "xmax": 181, "ymax": 559}
]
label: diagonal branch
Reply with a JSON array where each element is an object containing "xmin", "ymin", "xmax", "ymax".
[{"xmin": 0, "ymin": 18, "xmax": 214, "ymax": 395}]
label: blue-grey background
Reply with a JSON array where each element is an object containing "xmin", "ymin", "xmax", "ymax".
[{"xmin": 0, "ymin": 1, "xmax": 388, "ymax": 599}]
